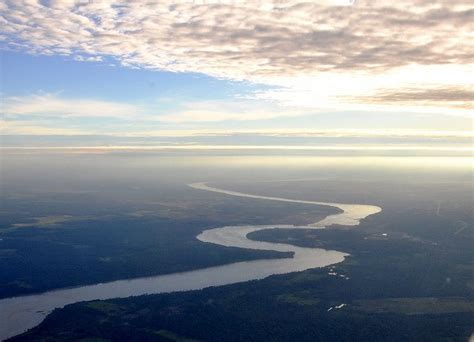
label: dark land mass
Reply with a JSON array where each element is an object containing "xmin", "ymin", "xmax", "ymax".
[
  {"xmin": 0, "ymin": 189, "xmax": 334, "ymax": 298},
  {"xmin": 12, "ymin": 200, "xmax": 474, "ymax": 341}
]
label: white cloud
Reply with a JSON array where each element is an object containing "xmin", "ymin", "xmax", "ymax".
[
  {"xmin": 1, "ymin": 0, "xmax": 473, "ymax": 116},
  {"xmin": 4, "ymin": 94, "xmax": 145, "ymax": 119},
  {"xmin": 74, "ymin": 55, "xmax": 103, "ymax": 62},
  {"xmin": 0, "ymin": 120, "xmax": 90, "ymax": 135},
  {"xmin": 3, "ymin": 95, "xmax": 312, "ymax": 123},
  {"xmin": 157, "ymin": 100, "xmax": 310, "ymax": 123},
  {"xmin": 123, "ymin": 128, "xmax": 474, "ymax": 139},
  {"xmin": 4, "ymin": 1, "xmax": 472, "ymax": 78},
  {"xmin": 253, "ymin": 64, "xmax": 474, "ymax": 117},
  {"xmin": 3, "ymin": 116, "xmax": 471, "ymax": 140}
]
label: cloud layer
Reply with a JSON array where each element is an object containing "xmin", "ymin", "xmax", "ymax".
[
  {"xmin": 1, "ymin": 0, "xmax": 473, "ymax": 118},
  {"xmin": 4, "ymin": 94, "xmax": 310, "ymax": 123},
  {"xmin": 352, "ymin": 87, "xmax": 474, "ymax": 110},
  {"xmin": 2, "ymin": 0, "xmax": 472, "ymax": 78},
  {"xmin": 4, "ymin": 94, "xmax": 144, "ymax": 119}
]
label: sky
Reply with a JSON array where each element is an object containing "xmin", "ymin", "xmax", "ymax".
[{"xmin": 0, "ymin": 0, "xmax": 473, "ymax": 148}]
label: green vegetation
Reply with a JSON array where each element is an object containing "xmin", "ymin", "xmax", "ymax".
[
  {"xmin": 276, "ymin": 292, "xmax": 320, "ymax": 306},
  {"xmin": 12, "ymin": 205, "xmax": 474, "ymax": 341},
  {"xmin": 4, "ymin": 177, "xmax": 473, "ymax": 340},
  {"xmin": 154, "ymin": 330, "xmax": 201, "ymax": 342},
  {"xmin": 352, "ymin": 297, "xmax": 474, "ymax": 315},
  {"xmin": 0, "ymin": 192, "xmax": 330, "ymax": 298}
]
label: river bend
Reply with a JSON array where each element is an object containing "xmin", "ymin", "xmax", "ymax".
[{"xmin": 0, "ymin": 182, "xmax": 381, "ymax": 340}]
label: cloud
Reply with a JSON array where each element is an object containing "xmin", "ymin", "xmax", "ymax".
[
  {"xmin": 350, "ymin": 86, "xmax": 474, "ymax": 110},
  {"xmin": 0, "ymin": 120, "xmax": 90, "ymax": 135},
  {"xmin": 4, "ymin": 94, "xmax": 145, "ymax": 119},
  {"xmin": 74, "ymin": 55, "xmax": 103, "ymax": 62},
  {"xmin": 157, "ymin": 100, "xmax": 309, "ymax": 123},
  {"xmin": 3, "ymin": 95, "xmax": 311, "ymax": 123},
  {"xmin": 253, "ymin": 64, "xmax": 474, "ymax": 116},
  {"xmin": 1, "ymin": 1, "xmax": 472, "ymax": 78},
  {"xmin": 3, "ymin": 117, "xmax": 471, "ymax": 140},
  {"xmin": 1, "ymin": 1, "xmax": 472, "ymax": 115}
]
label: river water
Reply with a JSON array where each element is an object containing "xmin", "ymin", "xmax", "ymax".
[{"xmin": 0, "ymin": 182, "xmax": 381, "ymax": 340}]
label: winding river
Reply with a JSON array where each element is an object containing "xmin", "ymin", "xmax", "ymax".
[{"xmin": 0, "ymin": 182, "xmax": 381, "ymax": 341}]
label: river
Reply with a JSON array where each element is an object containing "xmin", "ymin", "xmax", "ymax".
[{"xmin": 0, "ymin": 182, "xmax": 381, "ymax": 340}]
